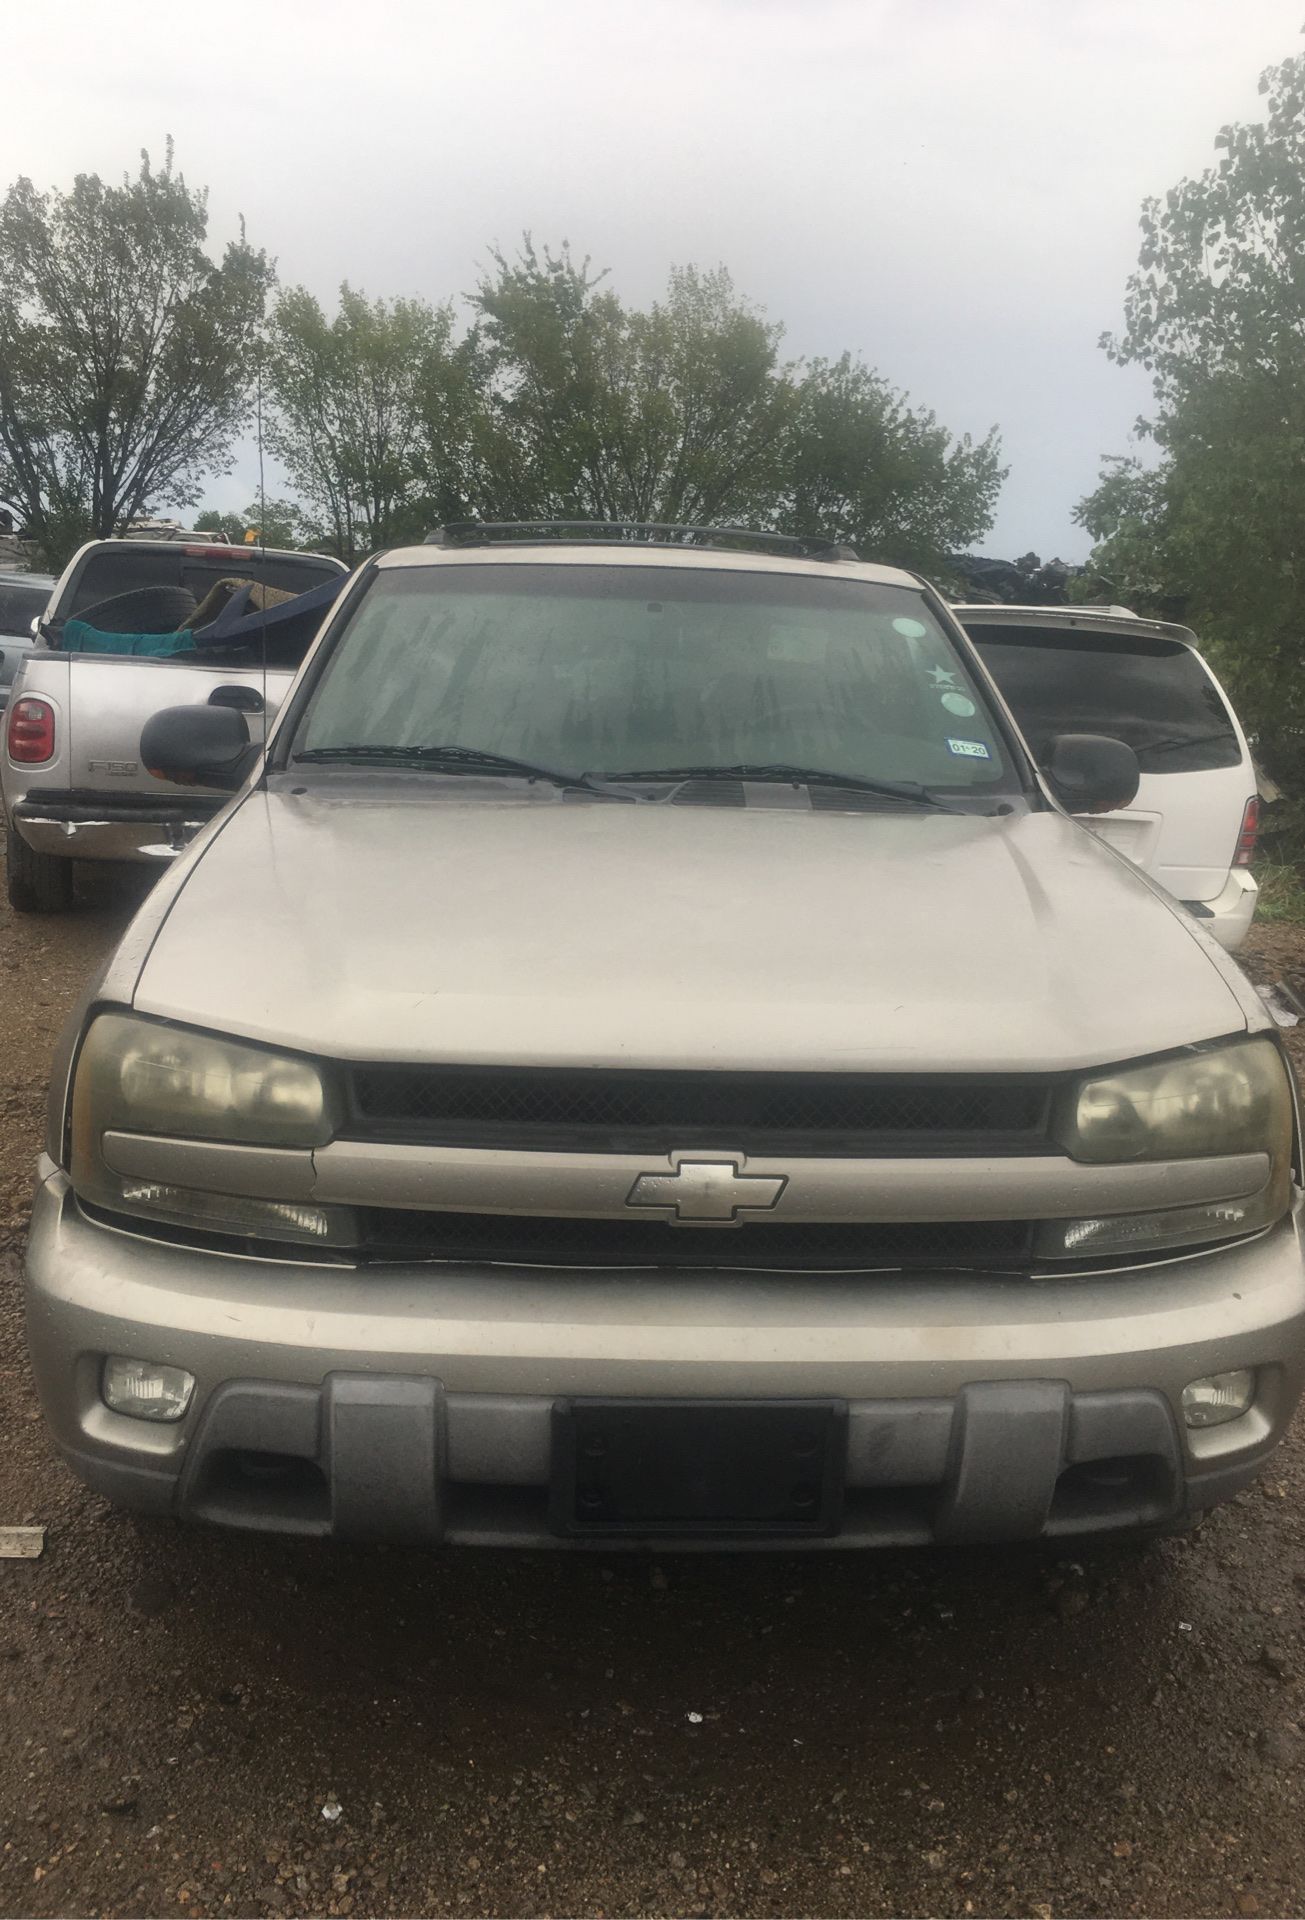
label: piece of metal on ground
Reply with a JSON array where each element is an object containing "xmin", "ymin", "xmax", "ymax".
[
  {"xmin": 1274, "ymin": 973, "xmax": 1305, "ymax": 1020},
  {"xmin": 0, "ymin": 1526, "xmax": 45, "ymax": 1559}
]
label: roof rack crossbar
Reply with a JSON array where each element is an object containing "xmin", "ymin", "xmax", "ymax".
[{"xmin": 423, "ymin": 520, "xmax": 858, "ymax": 561}]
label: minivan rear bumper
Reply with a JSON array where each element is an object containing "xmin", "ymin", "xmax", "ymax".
[
  {"xmin": 1178, "ymin": 868, "xmax": 1258, "ymax": 953},
  {"xmin": 25, "ymin": 1166, "xmax": 1305, "ymax": 1549}
]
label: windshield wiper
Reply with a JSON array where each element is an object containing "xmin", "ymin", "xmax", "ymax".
[
  {"xmin": 1131, "ymin": 730, "xmax": 1237, "ymax": 757},
  {"xmin": 292, "ymin": 743, "xmax": 626, "ymax": 798},
  {"xmin": 595, "ymin": 762, "xmax": 963, "ymax": 810}
]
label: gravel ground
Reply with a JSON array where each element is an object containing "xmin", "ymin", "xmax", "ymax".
[{"xmin": 2, "ymin": 853, "xmax": 1305, "ymax": 1918}]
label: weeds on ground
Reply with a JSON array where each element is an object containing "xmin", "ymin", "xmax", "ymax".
[{"xmin": 1255, "ymin": 860, "xmax": 1305, "ymax": 925}]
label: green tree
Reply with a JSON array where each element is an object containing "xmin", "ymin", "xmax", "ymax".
[
  {"xmin": 1078, "ymin": 48, "xmax": 1305, "ymax": 807},
  {"xmin": 265, "ymin": 284, "xmax": 473, "ymax": 563},
  {"xmin": 783, "ymin": 354, "xmax": 1004, "ymax": 575},
  {"xmin": 470, "ymin": 243, "xmax": 799, "ymax": 523},
  {"xmin": 194, "ymin": 497, "xmax": 314, "ymax": 549},
  {"xmin": 1072, "ymin": 456, "xmax": 1174, "ymax": 607},
  {"xmin": 193, "ymin": 507, "xmax": 245, "ymax": 543},
  {"xmin": 0, "ymin": 142, "xmax": 272, "ymax": 568},
  {"xmin": 469, "ymin": 239, "xmax": 1001, "ymax": 569},
  {"xmin": 1105, "ymin": 49, "xmax": 1305, "ymax": 405}
]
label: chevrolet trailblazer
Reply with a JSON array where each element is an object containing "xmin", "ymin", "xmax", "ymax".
[{"xmin": 23, "ymin": 523, "xmax": 1305, "ymax": 1549}]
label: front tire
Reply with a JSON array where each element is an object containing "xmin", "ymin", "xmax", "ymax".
[{"xmin": 5, "ymin": 824, "xmax": 75, "ymax": 913}]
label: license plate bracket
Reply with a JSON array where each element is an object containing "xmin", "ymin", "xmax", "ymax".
[{"xmin": 550, "ymin": 1398, "xmax": 847, "ymax": 1537}]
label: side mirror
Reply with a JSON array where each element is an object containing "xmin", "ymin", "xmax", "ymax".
[
  {"xmin": 1045, "ymin": 733, "xmax": 1140, "ymax": 815},
  {"xmin": 141, "ymin": 704, "xmax": 257, "ymax": 791}
]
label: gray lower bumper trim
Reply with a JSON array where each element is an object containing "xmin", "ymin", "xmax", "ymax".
[
  {"xmin": 936, "ymin": 1380, "xmax": 1071, "ymax": 1543},
  {"xmin": 54, "ymin": 1373, "xmax": 1231, "ymax": 1549},
  {"xmin": 326, "ymin": 1374, "xmax": 442, "ymax": 1544}
]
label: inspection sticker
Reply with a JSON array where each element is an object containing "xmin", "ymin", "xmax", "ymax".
[{"xmin": 946, "ymin": 737, "xmax": 991, "ymax": 759}]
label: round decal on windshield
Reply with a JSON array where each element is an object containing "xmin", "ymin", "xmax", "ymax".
[
  {"xmin": 941, "ymin": 691, "xmax": 976, "ymax": 717},
  {"xmin": 892, "ymin": 617, "xmax": 927, "ymax": 637}
]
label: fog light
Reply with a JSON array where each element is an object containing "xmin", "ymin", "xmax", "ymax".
[
  {"xmin": 1037, "ymin": 1196, "xmax": 1266, "ymax": 1260},
  {"xmin": 103, "ymin": 1355, "xmax": 195, "ymax": 1423},
  {"xmin": 115, "ymin": 1179, "xmax": 340, "ymax": 1243},
  {"xmin": 1182, "ymin": 1368, "xmax": 1255, "ymax": 1429}
]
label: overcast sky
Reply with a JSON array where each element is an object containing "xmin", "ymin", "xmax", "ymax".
[{"xmin": 4, "ymin": 0, "xmax": 1301, "ymax": 560}]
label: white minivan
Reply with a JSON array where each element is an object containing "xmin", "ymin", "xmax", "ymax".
[{"xmin": 957, "ymin": 605, "xmax": 1259, "ymax": 952}]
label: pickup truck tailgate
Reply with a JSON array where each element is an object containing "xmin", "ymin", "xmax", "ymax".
[{"xmin": 60, "ymin": 657, "xmax": 293, "ymax": 800}]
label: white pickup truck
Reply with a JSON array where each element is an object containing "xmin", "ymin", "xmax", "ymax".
[{"xmin": 1, "ymin": 537, "xmax": 347, "ymax": 911}]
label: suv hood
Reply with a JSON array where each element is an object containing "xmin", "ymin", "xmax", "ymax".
[{"xmin": 132, "ymin": 787, "xmax": 1252, "ymax": 1074}]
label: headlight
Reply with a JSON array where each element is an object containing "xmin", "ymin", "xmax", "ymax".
[
  {"xmin": 1054, "ymin": 1038, "xmax": 1292, "ymax": 1164},
  {"xmin": 70, "ymin": 1013, "xmax": 347, "ymax": 1245},
  {"xmin": 1041, "ymin": 1037, "xmax": 1295, "ymax": 1261},
  {"xmin": 75, "ymin": 1013, "xmax": 334, "ymax": 1147}
]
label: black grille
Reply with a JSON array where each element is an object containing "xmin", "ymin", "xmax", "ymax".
[
  {"xmin": 355, "ymin": 1210, "xmax": 1032, "ymax": 1271},
  {"xmin": 347, "ymin": 1066, "xmax": 1049, "ymax": 1154}
]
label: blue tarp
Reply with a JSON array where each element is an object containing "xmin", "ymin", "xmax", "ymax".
[{"xmin": 191, "ymin": 575, "xmax": 345, "ymax": 644}]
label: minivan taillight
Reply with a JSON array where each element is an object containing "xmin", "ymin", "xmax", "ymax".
[
  {"xmin": 1234, "ymin": 796, "xmax": 1259, "ymax": 867},
  {"xmin": 6, "ymin": 696, "xmax": 55, "ymax": 764}
]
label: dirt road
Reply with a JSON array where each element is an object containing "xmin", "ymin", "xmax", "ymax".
[{"xmin": 2, "ymin": 856, "xmax": 1304, "ymax": 1918}]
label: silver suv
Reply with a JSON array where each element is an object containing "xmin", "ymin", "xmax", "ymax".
[{"xmin": 25, "ymin": 525, "xmax": 1305, "ymax": 1550}]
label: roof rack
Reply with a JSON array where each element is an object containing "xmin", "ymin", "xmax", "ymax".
[{"xmin": 423, "ymin": 520, "xmax": 859, "ymax": 561}]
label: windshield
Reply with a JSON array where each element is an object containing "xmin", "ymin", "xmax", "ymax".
[
  {"xmin": 0, "ymin": 581, "xmax": 49, "ymax": 636},
  {"xmin": 971, "ymin": 625, "xmax": 1242, "ymax": 775},
  {"xmin": 292, "ymin": 564, "xmax": 1017, "ymax": 795}
]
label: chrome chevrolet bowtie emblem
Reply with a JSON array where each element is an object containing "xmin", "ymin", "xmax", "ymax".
[{"xmin": 626, "ymin": 1158, "xmax": 786, "ymax": 1224}]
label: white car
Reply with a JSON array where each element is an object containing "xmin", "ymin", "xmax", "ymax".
[{"xmin": 957, "ymin": 605, "xmax": 1259, "ymax": 952}]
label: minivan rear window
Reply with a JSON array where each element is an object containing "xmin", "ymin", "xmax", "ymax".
[{"xmin": 970, "ymin": 626, "xmax": 1242, "ymax": 775}]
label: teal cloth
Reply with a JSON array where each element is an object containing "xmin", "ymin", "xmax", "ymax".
[{"xmin": 62, "ymin": 618, "xmax": 196, "ymax": 657}]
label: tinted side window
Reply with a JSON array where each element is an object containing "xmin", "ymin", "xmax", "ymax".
[
  {"xmin": 972, "ymin": 626, "xmax": 1242, "ymax": 775},
  {"xmin": 0, "ymin": 584, "xmax": 49, "ymax": 633}
]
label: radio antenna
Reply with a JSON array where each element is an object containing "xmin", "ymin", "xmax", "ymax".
[{"xmin": 255, "ymin": 343, "xmax": 269, "ymax": 779}]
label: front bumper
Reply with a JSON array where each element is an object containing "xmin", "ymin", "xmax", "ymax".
[{"xmin": 25, "ymin": 1166, "xmax": 1305, "ymax": 1549}]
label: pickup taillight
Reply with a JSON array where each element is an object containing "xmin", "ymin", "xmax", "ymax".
[
  {"xmin": 7, "ymin": 696, "xmax": 56, "ymax": 763},
  {"xmin": 1234, "ymin": 796, "xmax": 1260, "ymax": 868}
]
